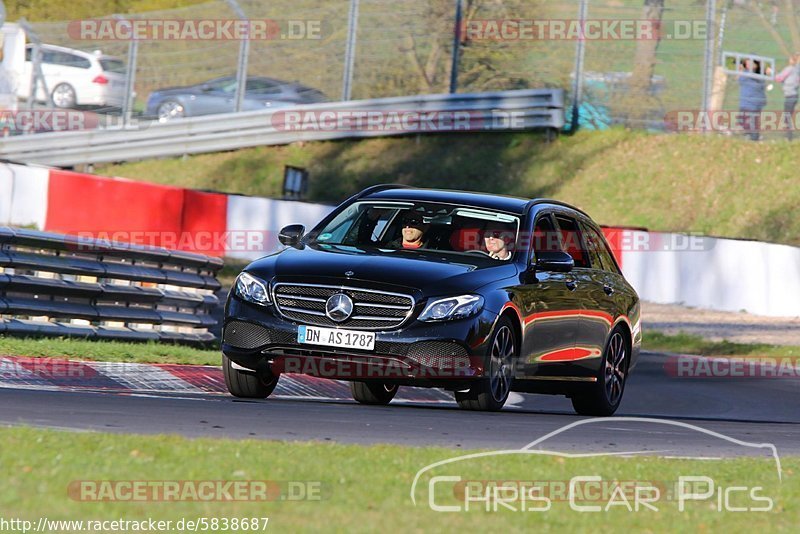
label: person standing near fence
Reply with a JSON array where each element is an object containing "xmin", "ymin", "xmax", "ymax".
[
  {"xmin": 738, "ymin": 59, "xmax": 769, "ymax": 141},
  {"xmin": 776, "ymin": 53, "xmax": 800, "ymax": 140}
]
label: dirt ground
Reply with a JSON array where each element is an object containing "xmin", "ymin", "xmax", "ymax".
[{"xmin": 642, "ymin": 301, "xmax": 800, "ymax": 347}]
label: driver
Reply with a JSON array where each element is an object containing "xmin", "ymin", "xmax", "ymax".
[
  {"xmin": 389, "ymin": 212, "xmax": 429, "ymax": 250},
  {"xmin": 483, "ymin": 221, "xmax": 514, "ymax": 260}
]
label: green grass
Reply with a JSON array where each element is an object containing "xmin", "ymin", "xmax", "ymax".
[
  {"xmin": 644, "ymin": 332, "xmax": 800, "ymax": 361},
  {"xmin": 0, "ymin": 336, "xmax": 220, "ymax": 365},
  {"xmin": 98, "ymin": 128, "xmax": 800, "ymax": 246},
  {"xmin": 0, "ymin": 426, "xmax": 796, "ymax": 531}
]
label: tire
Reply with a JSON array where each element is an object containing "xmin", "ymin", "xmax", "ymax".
[
  {"xmin": 571, "ymin": 327, "xmax": 629, "ymax": 416},
  {"xmin": 455, "ymin": 316, "xmax": 516, "ymax": 412},
  {"xmin": 51, "ymin": 83, "xmax": 77, "ymax": 109},
  {"xmin": 157, "ymin": 99, "xmax": 185, "ymax": 121},
  {"xmin": 350, "ymin": 381, "xmax": 398, "ymax": 405},
  {"xmin": 222, "ymin": 353, "xmax": 278, "ymax": 399}
]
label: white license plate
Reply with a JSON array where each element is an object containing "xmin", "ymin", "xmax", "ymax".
[{"xmin": 297, "ymin": 325, "xmax": 375, "ymax": 351}]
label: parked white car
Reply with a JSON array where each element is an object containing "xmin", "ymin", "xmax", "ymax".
[{"xmin": 17, "ymin": 44, "xmax": 127, "ymax": 109}]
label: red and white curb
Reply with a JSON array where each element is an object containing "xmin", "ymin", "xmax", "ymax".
[{"xmin": 0, "ymin": 356, "xmax": 456, "ymax": 403}]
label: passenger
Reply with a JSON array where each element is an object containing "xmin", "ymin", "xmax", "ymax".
[
  {"xmin": 389, "ymin": 212, "xmax": 428, "ymax": 249},
  {"xmin": 483, "ymin": 221, "xmax": 514, "ymax": 260}
]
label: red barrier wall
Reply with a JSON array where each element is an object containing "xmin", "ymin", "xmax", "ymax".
[
  {"xmin": 45, "ymin": 171, "xmax": 227, "ymax": 256},
  {"xmin": 181, "ymin": 189, "xmax": 228, "ymax": 256}
]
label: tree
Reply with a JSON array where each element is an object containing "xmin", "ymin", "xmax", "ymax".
[{"xmin": 631, "ymin": 0, "xmax": 665, "ymax": 99}]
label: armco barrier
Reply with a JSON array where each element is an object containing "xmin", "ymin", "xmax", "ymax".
[
  {"xmin": 0, "ymin": 227, "xmax": 223, "ymax": 344},
  {"xmin": 0, "ymin": 89, "xmax": 565, "ymax": 166}
]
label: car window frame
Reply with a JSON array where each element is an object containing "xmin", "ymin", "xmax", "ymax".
[
  {"xmin": 246, "ymin": 79, "xmax": 282, "ymax": 95},
  {"xmin": 580, "ymin": 220, "xmax": 622, "ymax": 275},
  {"xmin": 528, "ymin": 211, "xmax": 561, "ymax": 265},
  {"xmin": 552, "ymin": 212, "xmax": 591, "ymax": 270}
]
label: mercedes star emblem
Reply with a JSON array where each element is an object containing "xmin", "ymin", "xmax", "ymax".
[{"xmin": 325, "ymin": 293, "xmax": 354, "ymax": 322}]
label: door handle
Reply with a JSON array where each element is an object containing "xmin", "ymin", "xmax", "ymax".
[
  {"xmin": 566, "ymin": 279, "xmax": 578, "ymax": 291},
  {"xmin": 603, "ymin": 284, "xmax": 614, "ymax": 296}
]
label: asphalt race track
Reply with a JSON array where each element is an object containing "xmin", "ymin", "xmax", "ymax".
[{"xmin": 2, "ymin": 352, "xmax": 799, "ymax": 457}]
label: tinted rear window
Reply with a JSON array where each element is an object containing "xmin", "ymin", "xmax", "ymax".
[{"xmin": 99, "ymin": 59, "xmax": 126, "ymax": 74}]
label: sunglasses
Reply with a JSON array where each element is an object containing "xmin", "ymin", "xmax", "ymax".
[{"xmin": 484, "ymin": 231, "xmax": 506, "ymax": 239}]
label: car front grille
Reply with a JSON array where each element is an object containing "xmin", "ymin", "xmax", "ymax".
[{"xmin": 273, "ymin": 283, "xmax": 414, "ymax": 331}]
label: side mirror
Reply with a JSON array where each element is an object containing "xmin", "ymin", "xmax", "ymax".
[
  {"xmin": 534, "ymin": 250, "xmax": 574, "ymax": 273},
  {"xmin": 278, "ymin": 224, "xmax": 305, "ymax": 247},
  {"xmin": 200, "ymin": 84, "xmax": 212, "ymax": 92}
]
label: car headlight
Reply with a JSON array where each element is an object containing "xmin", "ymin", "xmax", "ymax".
[
  {"xmin": 234, "ymin": 272, "xmax": 271, "ymax": 306},
  {"xmin": 419, "ymin": 295, "xmax": 484, "ymax": 322}
]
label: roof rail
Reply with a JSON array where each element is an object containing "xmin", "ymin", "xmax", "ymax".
[
  {"xmin": 355, "ymin": 183, "xmax": 414, "ymax": 199},
  {"xmin": 526, "ymin": 198, "xmax": 591, "ymax": 218}
]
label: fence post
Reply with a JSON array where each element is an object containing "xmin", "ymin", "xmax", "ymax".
[
  {"xmin": 342, "ymin": 0, "xmax": 360, "ymax": 100},
  {"xmin": 19, "ymin": 20, "xmax": 51, "ymax": 114},
  {"xmin": 226, "ymin": 0, "xmax": 249, "ymax": 112},
  {"xmin": 114, "ymin": 15, "xmax": 138, "ymax": 127},
  {"xmin": 570, "ymin": 0, "xmax": 588, "ymax": 131},
  {"xmin": 449, "ymin": 0, "xmax": 463, "ymax": 94},
  {"xmin": 717, "ymin": 0, "xmax": 728, "ymax": 65},
  {"xmin": 702, "ymin": 0, "xmax": 717, "ymax": 114}
]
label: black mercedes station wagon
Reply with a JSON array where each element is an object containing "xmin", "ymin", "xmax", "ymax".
[{"xmin": 222, "ymin": 186, "xmax": 641, "ymax": 415}]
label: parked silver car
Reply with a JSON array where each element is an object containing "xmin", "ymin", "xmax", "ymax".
[{"xmin": 144, "ymin": 76, "xmax": 328, "ymax": 122}]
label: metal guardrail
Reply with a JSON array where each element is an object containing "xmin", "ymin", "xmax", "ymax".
[
  {"xmin": 0, "ymin": 227, "xmax": 223, "ymax": 345},
  {"xmin": 0, "ymin": 89, "xmax": 565, "ymax": 167}
]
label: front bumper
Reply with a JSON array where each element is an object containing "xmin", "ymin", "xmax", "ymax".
[{"xmin": 222, "ymin": 297, "xmax": 498, "ymax": 388}]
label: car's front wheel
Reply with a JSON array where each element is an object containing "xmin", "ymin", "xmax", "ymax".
[
  {"xmin": 571, "ymin": 327, "xmax": 629, "ymax": 416},
  {"xmin": 350, "ymin": 381, "xmax": 398, "ymax": 405},
  {"xmin": 455, "ymin": 316, "xmax": 516, "ymax": 412},
  {"xmin": 157, "ymin": 99, "xmax": 185, "ymax": 121},
  {"xmin": 222, "ymin": 354, "xmax": 278, "ymax": 398}
]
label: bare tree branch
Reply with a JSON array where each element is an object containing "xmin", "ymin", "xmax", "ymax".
[
  {"xmin": 747, "ymin": 1, "xmax": 792, "ymax": 57},
  {"xmin": 783, "ymin": 0, "xmax": 800, "ymax": 52}
]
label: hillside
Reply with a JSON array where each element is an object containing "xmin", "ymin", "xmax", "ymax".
[{"xmin": 96, "ymin": 129, "xmax": 800, "ymax": 246}]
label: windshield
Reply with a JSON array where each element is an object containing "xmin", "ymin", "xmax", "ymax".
[{"xmin": 311, "ymin": 201, "xmax": 520, "ymax": 261}]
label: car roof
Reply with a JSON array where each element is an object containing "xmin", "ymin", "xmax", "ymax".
[
  {"xmin": 32, "ymin": 43, "xmax": 121, "ymax": 61},
  {"xmin": 362, "ymin": 187, "xmax": 529, "ymax": 215},
  {"xmin": 361, "ymin": 186, "xmax": 590, "ymax": 218},
  {"xmin": 204, "ymin": 75, "xmax": 293, "ymax": 85}
]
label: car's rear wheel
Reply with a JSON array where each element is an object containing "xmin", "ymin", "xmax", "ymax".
[
  {"xmin": 222, "ymin": 354, "xmax": 278, "ymax": 399},
  {"xmin": 157, "ymin": 99, "xmax": 185, "ymax": 121},
  {"xmin": 571, "ymin": 327, "xmax": 628, "ymax": 416},
  {"xmin": 350, "ymin": 381, "xmax": 398, "ymax": 405},
  {"xmin": 455, "ymin": 316, "xmax": 516, "ymax": 412},
  {"xmin": 52, "ymin": 83, "xmax": 77, "ymax": 108}
]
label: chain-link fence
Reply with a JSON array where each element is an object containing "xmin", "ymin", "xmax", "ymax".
[{"xmin": 10, "ymin": 0, "xmax": 800, "ymax": 134}]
